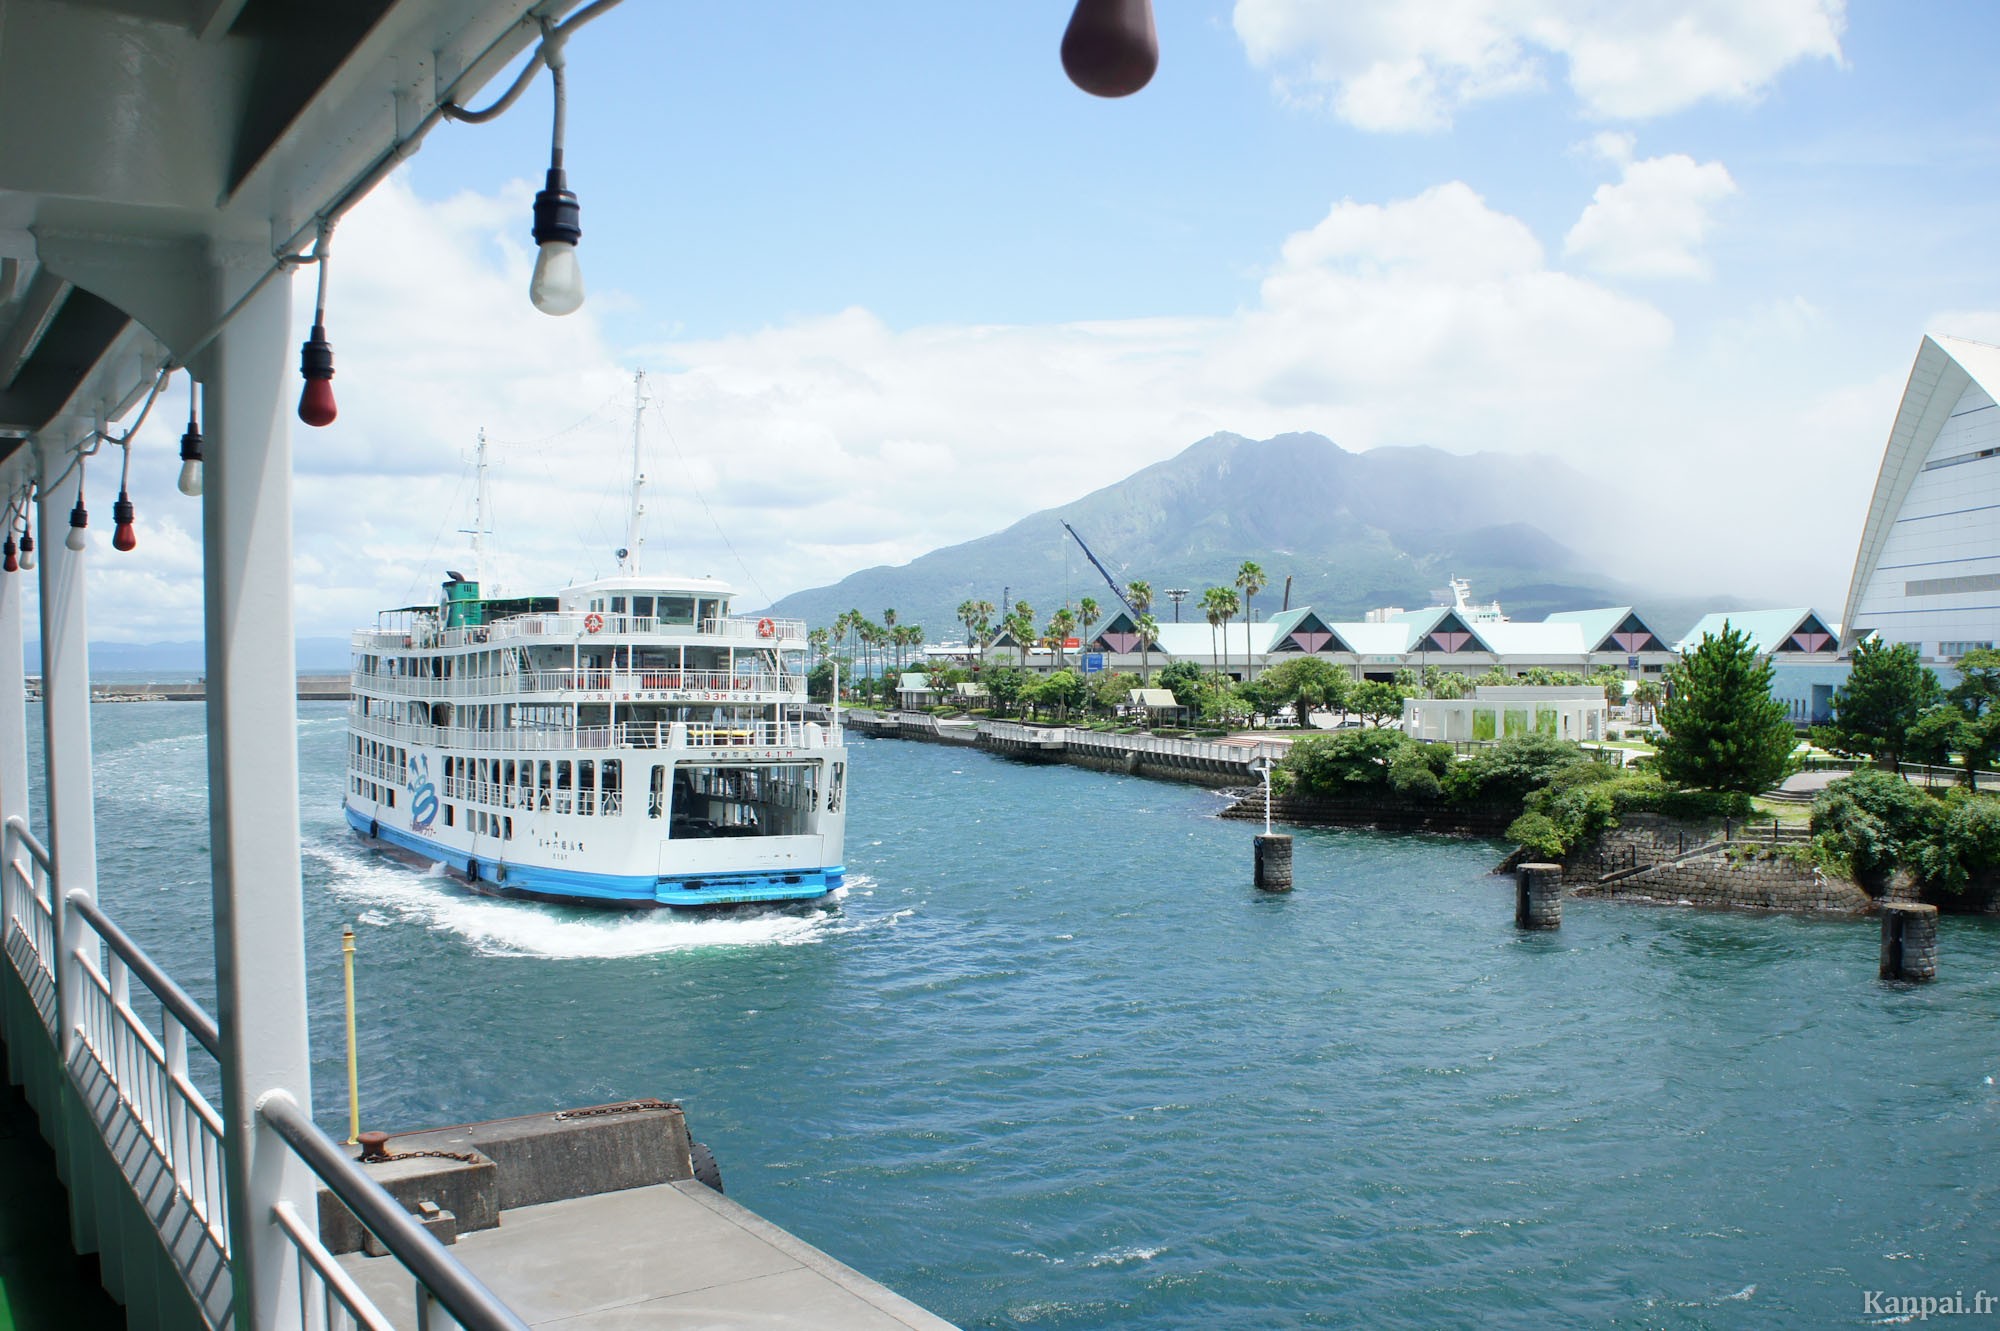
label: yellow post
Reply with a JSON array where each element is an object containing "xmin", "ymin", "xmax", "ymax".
[{"xmin": 342, "ymin": 924, "xmax": 360, "ymax": 1145}]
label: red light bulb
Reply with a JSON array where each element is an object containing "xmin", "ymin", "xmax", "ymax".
[
  {"xmin": 112, "ymin": 491, "xmax": 137, "ymax": 553},
  {"xmin": 3, "ymin": 537, "xmax": 16, "ymax": 574},
  {"xmin": 297, "ymin": 322, "xmax": 338, "ymax": 427},
  {"xmin": 298, "ymin": 376, "xmax": 338, "ymax": 428}
]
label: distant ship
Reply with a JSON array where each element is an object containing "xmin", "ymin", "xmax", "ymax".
[{"xmin": 343, "ymin": 380, "xmax": 846, "ymax": 908}]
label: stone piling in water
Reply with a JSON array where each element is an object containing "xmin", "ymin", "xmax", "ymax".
[
  {"xmin": 1254, "ymin": 834, "xmax": 1293, "ymax": 892},
  {"xmin": 1516, "ymin": 863, "xmax": 1562, "ymax": 930},
  {"xmin": 1879, "ymin": 901, "xmax": 1939, "ymax": 982}
]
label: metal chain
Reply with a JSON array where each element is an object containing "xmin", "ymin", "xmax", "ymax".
[
  {"xmin": 554, "ymin": 1098, "xmax": 680, "ymax": 1121},
  {"xmin": 384, "ymin": 1148, "xmax": 483, "ymax": 1164}
]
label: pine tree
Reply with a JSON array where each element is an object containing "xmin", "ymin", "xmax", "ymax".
[
  {"xmin": 1654, "ymin": 623, "xmax": 1796, "ymax": 793},
  {"xmin": 1820, "ymin": 637, "xmax": 1940, "ymax": 771}
]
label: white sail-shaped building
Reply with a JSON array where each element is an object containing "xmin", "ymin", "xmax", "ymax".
[{"xmin": 1842, "ymin": 333, "xmax": 2000, "ymax": 661}]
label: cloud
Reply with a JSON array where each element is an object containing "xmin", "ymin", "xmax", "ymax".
[
  {"xmin": 45, "ymin": 169, "xmax": 1892, "ymax": 643},
  {"xmin": 1232, "ymin": 0, "xmax": 1845, "ymax": 130},
  {"xmin": 1564, "ymin": 151, "xmax": 1738, "ymax": 279}
]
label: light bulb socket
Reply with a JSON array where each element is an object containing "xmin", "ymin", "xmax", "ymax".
[
  {"xmin": 531, "ymin": 168, "xmax": 582, "ymax": 249},
  {"xmin": 3, "ymin": 537, "xmax": 16, "ymax": 574},
  {"xmin": 68, "ymin": 499, "xmax": 87, "ymax": 531},
  {"xmin": 113, "ymin": 491, "xmax": 135, "ymax": 528},
  {"xmin": 300, "ymin": 323, "xmax": 335, "ymax": 383},
  {"xmin": 180, "ymin": 421, "xmax": 204, "ymax": 464}
]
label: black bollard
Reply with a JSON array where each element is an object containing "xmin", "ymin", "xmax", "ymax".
[
  {"xmin": 1515, "ymin": 863, "xmax": 1562, "ymax": 930},
  {"xmin": 1879, "ymin": 901, "xmax": 1939, "ymax": 982},
  {"xmin": 1254, "ymin": 834, "xmax": 1293, "ymax": 892}
]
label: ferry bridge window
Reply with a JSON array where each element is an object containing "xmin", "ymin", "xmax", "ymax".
[
  {"xmin": 659, "ymin": 597, "xmax": 694, "ymax": 625},
  {"xmin": 611, "ymin": 597, "xmax": 626, "ymax": 613},
  {"xmin": 633, "ymin": 596, "xmax": 654, "ymax": 618}
]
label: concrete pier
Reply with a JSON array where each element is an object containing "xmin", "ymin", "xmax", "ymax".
[
  {"xmin": 331, "ymin": 1101, "xmax": 960, "ymax": 1329},
  {"xmin": 1254, "ymin": 834, "xmax": 1293, "ymax": 892},
  {"xmin": 1516, "ymin": 863, "xmax": 1562, "ymax": 930},
  {"xmin": 1879, "ymin": 901, "xmax": 1939, "ymax": 982}
]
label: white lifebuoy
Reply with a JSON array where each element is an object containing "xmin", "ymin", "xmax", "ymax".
[
  {"xmin": 584, "ymin": 613, "xmax": 604, "ymax": 634},
  {"xmin": 756, "ymin": 618, "xmax": 776, "ymax": 638}
]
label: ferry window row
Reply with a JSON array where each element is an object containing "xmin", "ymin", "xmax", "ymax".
[
  {"xmin": 440, "ymin": 804, "xmax": 514, "ymax": 840},
  {"xmin": 350, "ymin": 776, "xmax": 397, "ymax": 809},
  {"xmin": 441, "ymin": 755, "xmax": 623, "ymax": 818},
  {"xmin": 582, "ymin": 595, "xmax": 720, "ymax": 625},
  {"xmin": 349, "ymin": 737, "xmax": 408, "ymax": 787}
]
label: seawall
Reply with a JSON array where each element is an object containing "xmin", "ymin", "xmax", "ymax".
[{"xmin": 842, "ymin": 710, "xmax": 1285, "ymax": 789}]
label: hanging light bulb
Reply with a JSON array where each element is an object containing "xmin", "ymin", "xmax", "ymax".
[
  {"xmin": 65, "ymin": 496, "xmax": 87, "ymax": 552},
  {"xmin": 178, "ymin": 390, "xmax": 204, "ymax": 497},
  {"xmin": 18, "ymin": 529, "xmax": 34, "ymax": 572},
  {"xmin": 530, "ymin": 169, "xmax": 584, "ymax": 315},
  {"xmin": 3, "ymin": 537, "xmax": 16, "ymax": 574},
  {"xmin": 112, "ymin": 490, "xmax": 136, "ymax": 552},
  {"xmin": 298, "ymin": 323, "xmax": 337, "ymax": 427},
  {"xmin": 529, "ymin": 32, "xmax": 585, "ymax": 315},
  {"xmin": 1061, "ymin": 0, "xmax": 1159, "ymax": 97}
]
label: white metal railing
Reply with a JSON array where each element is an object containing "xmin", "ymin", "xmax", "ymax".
[
  {"xmin": 349, "ymin": 668, "xmax": 805, "ymax": 701},
  {"xmin": 353, "ymin": 613, "xmax": 808, "ymax": 653},
  {"xmin": 349, "ymin": 711, "xmax": 836, "ymax": 754},
  {"xmin": 3, "ymin": 813, "xmax": 529, "ymax": 1331},
  {"xmin": 980, "ymin": 722, "xmax": 1286, "ymax": 768},
  {"xmin": 65, "ymin": 889, "xmax": 233, "ymax": 1255},
  {"xmin": 2, "ymin": 816, "xmax": 57, "ymax": 1031}
]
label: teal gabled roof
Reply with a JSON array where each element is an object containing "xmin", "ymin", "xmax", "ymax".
[
  {"xmin": 1544, "ymin": 607, "xmax": 1671, "ymax": 654},
  {"xmin": 1675, "ymin": 609, "xmax": 1839, "ymax": 656}
]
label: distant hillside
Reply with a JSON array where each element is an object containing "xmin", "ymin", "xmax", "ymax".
[{"xmin": 758, "ymin": 430, "xmax": 1709, "ymax": 639}]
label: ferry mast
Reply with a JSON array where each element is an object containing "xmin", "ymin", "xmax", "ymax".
[{"xmin": 621, "ymin": 371, "xmax": 647, "ymax": 575}]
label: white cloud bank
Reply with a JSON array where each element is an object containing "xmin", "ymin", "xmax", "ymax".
[
  {"xmin": 62, "ymin": 170, "xmax": 1893, "ymax": 642},
  {"xmin": 1233, "ymin": 0, "xmax": 1846, "ymax": 130},
  {"xmin": 1565, "ymin": 144, "xmax": 1738, "ymax": 279}
]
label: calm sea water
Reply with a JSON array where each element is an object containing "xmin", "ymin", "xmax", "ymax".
[{"xmin": 32, "ymin": 702, "xmax": 2000, "ymax": 1329}]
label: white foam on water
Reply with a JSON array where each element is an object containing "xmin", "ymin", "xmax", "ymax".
[
  {"xmin": 1723, "ymin": 1285, "xmax": 1756, "ymax": 1301},
  {"xmin": 310, "ymin": 840, "xmax": 876, "ymax": 959},
  {"xmin": 1086, "ymin": 1246, "xmax": 1164, "ymax": 1268}
]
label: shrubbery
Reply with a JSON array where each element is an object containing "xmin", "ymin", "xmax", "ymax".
[{"xmin": 1810, "ymin": 770, "xmax": 2000, "ymax": 901}]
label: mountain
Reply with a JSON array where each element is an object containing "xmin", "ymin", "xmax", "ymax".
[{"xmin": 758, "ymin": 430, "xmax": 1675, "ymax": 640}]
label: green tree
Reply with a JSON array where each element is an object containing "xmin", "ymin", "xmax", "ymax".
[
  {"xmin": 1078, "ymin": 596, "xmax": 1101, "ymax": 657},
  {"xmin": 1038, "ymin": 667, "xmax": 1088, "ymax": 722},
  {"xmin": 1949, "ymin": 646, "xmax": 2000, "ymax": 717},
  {"xmin": 958, "ymin": 598, "xmax": 995, "ymax": 669},
  {"xmin": 1631, "ymin": 677, "xmax": 1664, "ymax": 725},
  {"xmin": 1654, "ymin": 622, "xmax": 1796, "ymax": 793},
  {"xmin": 1158, "ymin": 659, "xmax": 1206, "ymax": 711},
  {"xmin": 983, "ymin": 664, "xmax": 1027, "ymax": 717},
  {"xmin": 1352, "ymin": 679, "xmax": 1407, "ymax": 728},
  {"xmin": 1235, "ymin": 561, "xmax": 1266, "ymax": 677},
  {"xmin": 1589, "ymin": 666, "xmax": 1628, "ymax": 708},
  {"xmin": 1004, "ymin": 602, "xmax": 1035, "ymax": 668},
  {"xmin": 1823, "ymin": 638, "xmax": 1941, "ymax": 771},
  {"xmin": 1259, "ymin": 656, "xmax": 1348, "ymax": 728},
  {"xmin": 1125, "ymin": 580, "xmax": 1153, "ymax": 620}
]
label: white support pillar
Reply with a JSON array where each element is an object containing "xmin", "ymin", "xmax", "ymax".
[
  {"xmin": 197, "ymin": 266, "xmax": 312, "ymax": 1331},
  {"xmin": 0, "ymin": 465, "xmax": 30, "ymax": 847},
  {"xmin": 35, "ymin": 440, "xmax": 95, "ymax": 1060}
]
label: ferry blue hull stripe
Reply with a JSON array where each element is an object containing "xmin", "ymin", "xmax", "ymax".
[{"xmin": 344, "ymin": 805, "xmax": 841, "ymax": 907}]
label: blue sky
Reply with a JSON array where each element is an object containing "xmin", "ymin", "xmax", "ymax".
[{"xmin": 68, "ymin": 1, "xmax": 2000, "ymax": 639}]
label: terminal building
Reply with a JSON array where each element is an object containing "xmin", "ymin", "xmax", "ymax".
[{"xmin": 1842, "ymin": 334, "xmax": 2000, "ymax": 663}]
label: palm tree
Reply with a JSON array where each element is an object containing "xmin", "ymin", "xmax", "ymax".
[
  {"xmin": 1006, "ymin": 603, "xmax": 1035, "ymax": 668},
  {"xmin": 1202, "ymin": 586, "xmax": 1240, "ymax": 679},
  {"xmin": 1047, "ymin": 608, "xmax": 1078, "ymax": 668},
  {"xmin": 1136, "ymin": 613, "xmax": 1159, "ymax": 684},
  {"xmin": 1078, "ymin": 596, "xmax": 1101, "ymax": 657},
  {"xmin": 1126, "ymin": 580, "xmax": 1153, "ymax": 619},
  {"xmin": 958, "ymin": 598, "xmax": 996, "ymax": 671},
  {"xmin": 1201, "ymin": 587, "xmax": 1228, "ymax": 676},
  {"xmin": 1235, "ymin": 561, "xmax": 1266, "ymax": 679},
  {"xmin": 882, "ymin": 608, "xmax": 899, "ymax": 672},
  {"xmin": 807, "ymin": 626, "xmax": 829, "ymax": 666}
]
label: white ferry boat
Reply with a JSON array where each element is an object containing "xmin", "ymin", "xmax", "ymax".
[{"xmin": 344, "ymin": 573, "xmax": 846, "ymax": 907}]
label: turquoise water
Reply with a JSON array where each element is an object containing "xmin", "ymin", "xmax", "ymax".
[{"xmin": 36, "ymin": 702, "xmax": 2000, "ymax": 1329}]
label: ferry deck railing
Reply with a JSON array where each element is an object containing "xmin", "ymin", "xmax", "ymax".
[
  {"xmin": 350, "ymin": 668, "xmax": 805, "ymax": 700},
  {"xmin": 1, "ymin": 815, "xmax": 530, "ymax": 1331},
  {"xmin": 349, "ymin": 711, "xmax": 838, "ymax": 754},
  {"xmin": 352, "ymin": 612, "xmax": 808, "ymax": 652}
]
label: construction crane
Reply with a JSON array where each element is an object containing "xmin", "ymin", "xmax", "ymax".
[{"xmin": 1062, "ymin": 522, "xmax": 1138, "ymax": 618}]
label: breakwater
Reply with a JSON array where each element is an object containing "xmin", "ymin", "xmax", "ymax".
[
  {"xmin": 843, "ymin": 709, "xmax": 1288, "ymax": 787},
  {"xmin": 29, "ymin": 674, "xmax": 351, "ymax": 702}
]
